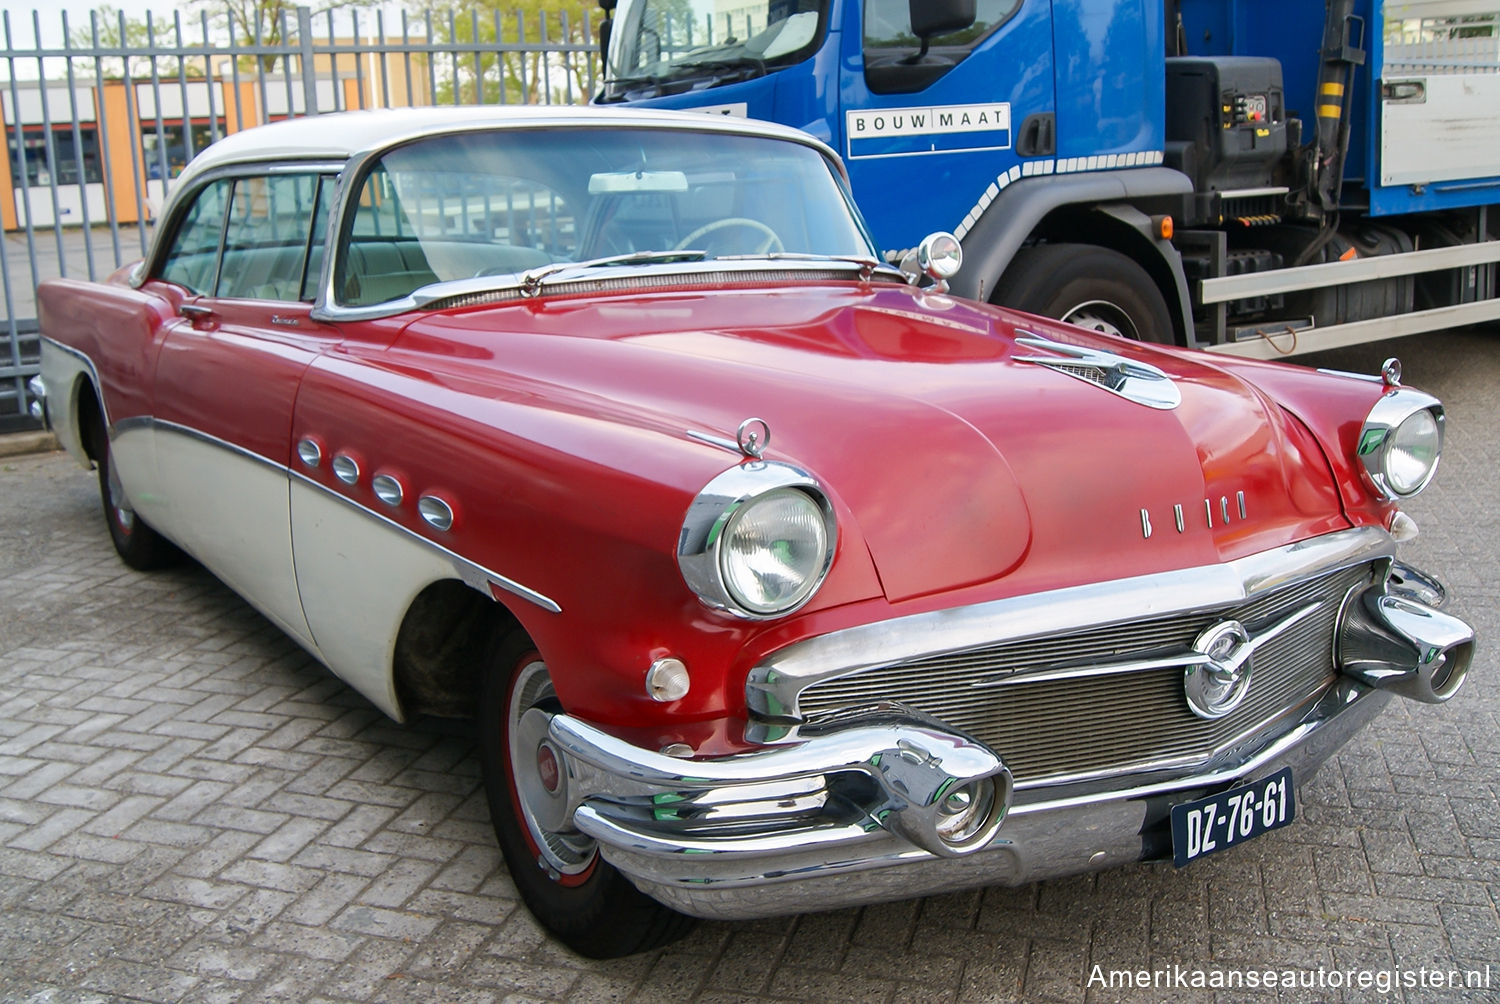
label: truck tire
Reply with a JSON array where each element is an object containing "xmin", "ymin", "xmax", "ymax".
[{"xmin": 989, "ymin": 244, "xmax": 1175, "ymax": 344}]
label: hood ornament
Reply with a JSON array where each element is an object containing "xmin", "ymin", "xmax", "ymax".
[
  {"xmin": 737, "ymin": 417, "xmax": 771, "ymax": 459},
  {"xmin": 1015, "ymin": 334, "xmax": 1181, "ymax": 410}
]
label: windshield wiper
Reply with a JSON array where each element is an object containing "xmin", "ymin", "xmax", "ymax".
[
  {"xmin": 674, "ymin": 55, "xmax": 767, "ymax": 80},
  {"xmin": 715, "ymin": 251, "xmax": 896, "ymax": 278},
  {"xmin": 519, "ymin": 250, "xmax": 709, "ymax": 294}
]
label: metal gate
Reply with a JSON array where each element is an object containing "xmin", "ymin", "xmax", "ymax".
[{"xmin": 2, "ymin": 4, "xmax": 599, "ymax": 431}]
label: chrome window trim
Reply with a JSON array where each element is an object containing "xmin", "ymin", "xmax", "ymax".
[
  {"xmin": 311, "ymin": 119, "xmax": 878, "ymax": 321},
  {"xmin": 133, "ymin": 160, "xmax": 348, "ymax": 291},
  {"xmin": 746, "ymin": 526, "xmax": 1395, "ymax": 720}
]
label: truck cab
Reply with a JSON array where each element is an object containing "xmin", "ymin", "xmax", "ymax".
[{"xmin": 597, "ymin": 0, "xmax": 1500, "ymax": 357}]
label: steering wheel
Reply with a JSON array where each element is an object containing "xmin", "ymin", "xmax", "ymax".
[{"xmin": 673, "ymin": 217, "xmax": 785, "ymax": 255}]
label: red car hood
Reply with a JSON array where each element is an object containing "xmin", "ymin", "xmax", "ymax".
[{"xmin": 402, "ymin": 282, "xmax": 1348, "ymax": 604}]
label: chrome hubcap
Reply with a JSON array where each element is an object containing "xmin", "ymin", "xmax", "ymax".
[
  {"xmin": 106, "ymin": 454, "xmax": 135, "ymax": 532},
  {"xmin": 508, "ymin": 658, "xmax": 595, "ymax": 877}
]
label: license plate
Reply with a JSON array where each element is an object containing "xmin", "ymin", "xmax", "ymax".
[{"xmin": 1170, "ymin": 767, "xmax": 1295, "ymax": 867}]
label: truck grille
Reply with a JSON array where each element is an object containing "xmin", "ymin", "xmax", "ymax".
[{"xmin": 795, "ymin": 563, "xmax": 1377, "ymax": 785}]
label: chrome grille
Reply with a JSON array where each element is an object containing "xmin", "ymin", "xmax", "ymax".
[{"xmin": 796, "ymin": 563, "xmax": 1377, "ymax": 784}]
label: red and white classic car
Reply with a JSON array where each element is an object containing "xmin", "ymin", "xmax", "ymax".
[{"xmin": 34, "ymin": 106, "xmax": 1474, "ymax": 957}]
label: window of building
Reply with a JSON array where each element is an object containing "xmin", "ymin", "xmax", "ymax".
[{"xmin": 7, "ymin": 127, "xmax": 104, "ymax": 188}]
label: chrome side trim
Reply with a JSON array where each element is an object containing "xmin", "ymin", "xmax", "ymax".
[
  {"xmin": 290, "ymin": 470, "xmax": 561, "ymax": 614},
  {"xmin": 147, "ymin": 418, "xmax": 286, "ymax": 473},
  {"xmin": 746, "ymin": 526, "xmax": 1394, "ymax": 719}
]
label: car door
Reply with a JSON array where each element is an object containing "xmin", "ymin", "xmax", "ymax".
[{"xmin": 151, "ymin": 169, "xmax": 341, "ymax": 650}]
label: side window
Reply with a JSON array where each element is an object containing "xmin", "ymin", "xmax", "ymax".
[
  {"xmin": 863, "ymin": 0, "xmax": 1022, "ymax": 93},
  {"xmin": 217, "ymin": 173, "xmax": 326, "ymax": 301},
  {"xmin": 157, "ymin": 179, "xmax": 230, "ymax": 294}
]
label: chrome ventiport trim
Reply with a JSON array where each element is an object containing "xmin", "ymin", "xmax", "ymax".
[
  {"xmin": 332, "ymin": 454, "xmax": 361, "ymax": 485},
  {"xmin": 296, "ymin": 438, "xmax": 322, "ymax": 469},
  {"xmin": 746, "ymin": 526, "xmax": 1394, "ymax": 720},
  {"xmin": 372, "ymin": 474, "xmax": 404, "ymax": 507},
  {"xmin": 290, "ymin": 472, "xmax": 560, "ymax": 614},
  {"xmin": 418, "ymin": 495, "xmax": 455, "ymax": 532}
]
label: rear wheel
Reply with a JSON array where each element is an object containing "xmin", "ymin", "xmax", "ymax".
[
  {"xmin": 990, "ymin": 243, "xmax": 1175, "ymax": 344},
  {"xmin": 89, "ymin": 405, "xmax": 179, "ymax": 570},
  {"xmin": 478, "ymin": 629, "xmax": 695, "ymax": 958}
]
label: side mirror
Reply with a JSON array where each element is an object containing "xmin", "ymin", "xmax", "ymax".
[
  {"xmin": 910, "ymin": 0, "xmax": 977, "ymax": 49},
  {"xmin": 899, "ymin": 232, "xmax": 963, "ymax": 293},
  {"xmin": 598, "ymin": 0, "xmax": 616, "ymax": 62}
]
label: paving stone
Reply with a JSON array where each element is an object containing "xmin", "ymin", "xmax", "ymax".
[{"xmin": 3, "ymin": 332, "xmax": 1500, "ymax": 1002}]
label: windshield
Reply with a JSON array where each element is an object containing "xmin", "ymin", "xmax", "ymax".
[
  {"xmin": 336, "ymin": 125, "xmax": 875, "ymax": 307},
  {"xmin": 603, "ymin": 0, "xmax": 829, "ymax": 98}
]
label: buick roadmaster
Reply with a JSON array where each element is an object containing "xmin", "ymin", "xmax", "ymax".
[{"xmin": 32, "ymin": 106, "xmax": 1474, "ymax": 957}]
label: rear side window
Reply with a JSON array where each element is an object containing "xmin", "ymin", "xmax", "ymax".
[
  {"xmin": 158, "ymin": 179, "xmax": 229, "ymax": 294},
  {"xmin": 863, "ymin": 0, "xmax": 1022, "ymax": 93},
  {"xmin": 217, "ymin": 174, "xmax": 327, "ymax": 301},
  {"xmin": 156, "ymin": 172, "xmax": 331, "ymax": 301}
]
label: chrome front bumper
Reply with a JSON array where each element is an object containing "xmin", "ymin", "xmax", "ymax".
[{"xmin": 544, "ymin": 543, "xmax": 1474, "ymax": 921}]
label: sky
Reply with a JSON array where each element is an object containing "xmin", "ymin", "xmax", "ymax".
[{"xmin": 1, "ymin": 0, "xmax": 197, "ymax": 48}]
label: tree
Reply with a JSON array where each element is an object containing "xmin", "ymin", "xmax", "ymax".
[
  {"xmin": 425, "ymin": 0, "xmax": 599, "ymax": 106},
  {"xmin": 69, "ymin": 6, "xmax": 186, "ymax": 80},
  {"xmin": 189, "ymin": 0, "xmax": 365, "ymax": 70}
]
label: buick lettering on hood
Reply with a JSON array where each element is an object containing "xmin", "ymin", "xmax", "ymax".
[{"xmin": 33, "ymin": 107, "xmax": 1474, "ymax": 958}]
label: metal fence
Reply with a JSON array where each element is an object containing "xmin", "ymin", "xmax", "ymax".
[{"xmin": 1, "ymin": 4, "xmax": 600, "ymax": 431}]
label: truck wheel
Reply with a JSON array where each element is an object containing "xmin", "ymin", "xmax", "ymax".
[
  {"xmin": 990, "ymin": 244, "xmax": 1175, "ymax": 344},
  {"xmin": 478, "ymin": 629, "xmax": 696, "ymax": 958},
  {"xmin": 89, "ymin": 407, "xmax": 179, "ymax": 570}
]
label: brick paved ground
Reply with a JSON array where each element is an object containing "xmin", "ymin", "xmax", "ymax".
[{"xmin": 1, "ymin": 332, "xmax": 1496, "ymax": 1003}]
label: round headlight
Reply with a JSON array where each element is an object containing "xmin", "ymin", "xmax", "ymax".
[
  {"xmin": 719, "ymin": 488, "xmax": 829, "ymax": 615},
  {"xmin": 1357, "ymin": 389, "xmax": 1444, "ymax": 502},
  {"xmin": 1384, "ymin": 408, "xmax": 1441, "ymax": 497}
]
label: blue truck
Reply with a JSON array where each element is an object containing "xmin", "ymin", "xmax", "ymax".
[{"xmin": 594, "ymin": 0, "xmax": 1500, "ymax": 358}]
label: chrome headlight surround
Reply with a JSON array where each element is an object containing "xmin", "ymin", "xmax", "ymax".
[
  {"xmin": 1356, "ymin": 388, "xmax": 1445, "ymax": 501},
  {"xmin": 677, "ymin": 462, "xmax": 838, "ymax": 620}
]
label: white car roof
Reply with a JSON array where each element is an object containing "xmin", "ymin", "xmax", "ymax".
[{"xmin": 172, "ymin": 105, "xmax": 838, "ymax": 190}]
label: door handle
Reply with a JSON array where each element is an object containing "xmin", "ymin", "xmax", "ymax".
[{"xmin": 179, "ymin": 303, "xmax": 214, "ymax": 319}]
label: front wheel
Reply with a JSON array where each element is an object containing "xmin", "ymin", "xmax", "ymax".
[
  {"xmin": 478, "ymin": 629, "xmax": 695, "ymax": 958},
  {"xmin": 989, "ymin": 243, "xmax": 1176, "ymax": 344}
]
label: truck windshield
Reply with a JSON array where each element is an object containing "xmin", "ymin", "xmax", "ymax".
[{"xmin": 603, "ymin": 0, "xmax": 829, "ymax": 98}]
